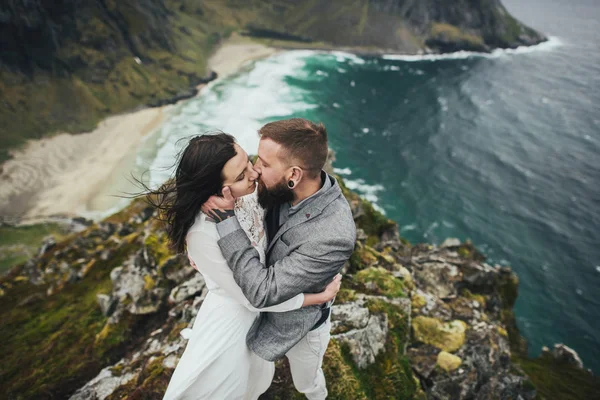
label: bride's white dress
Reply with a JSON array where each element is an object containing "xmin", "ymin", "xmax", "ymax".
[{"xmin": 163, "ymin": 191, "xmax": 304, "ymax": 400}]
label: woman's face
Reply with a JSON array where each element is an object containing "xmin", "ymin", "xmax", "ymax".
[{"xmin": 221, "ymin": 144, "xmax": 259, "ymax": 198}]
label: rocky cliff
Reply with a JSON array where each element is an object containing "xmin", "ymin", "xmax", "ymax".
[
  {"xmin": 0, "ymin": 0, "xmax": 546, "ymax": 162},
  {"xmin": 1, "ymin": 174, "xmax": 597, "ymax": 399}
]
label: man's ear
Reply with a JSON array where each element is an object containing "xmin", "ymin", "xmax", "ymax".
[{"xmin": 291, "ymin": 166, "xmax": 303, "ymax": 184}]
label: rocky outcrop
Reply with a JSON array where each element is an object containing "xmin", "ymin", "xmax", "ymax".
[
  {"xmin": 246, "ymin": 0, "xmax": 546, "ymax": 54},
  {"xmin": 1, "ymin": 182, "xmax": 598, "ymax": 399},
  {"xmin": 542, "ymin": 344, "xmax": 585, "ymax": 370}
]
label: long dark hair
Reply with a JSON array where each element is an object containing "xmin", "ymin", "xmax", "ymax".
[{"xmin": 144, "ymin": 133, "xmax": 237, "ymax": 253}]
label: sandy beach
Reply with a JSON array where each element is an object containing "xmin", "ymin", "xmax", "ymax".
[{"xmin": 0, "ymin": 36, "xmax": 276, "ymax": 222}]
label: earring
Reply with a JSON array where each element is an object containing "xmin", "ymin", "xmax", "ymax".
[{"xmin": 288, "ymin": 180, "xmax": 295, "ymax": 188}]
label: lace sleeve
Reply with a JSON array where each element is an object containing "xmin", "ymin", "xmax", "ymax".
[{"xmin": 234, "ymin": 189, "xmax": 267, "ymax": 262}]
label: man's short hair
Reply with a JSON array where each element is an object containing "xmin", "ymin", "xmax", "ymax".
[{"xmin": 259, "ymin": 118, "xmax": 328, "ymax": 179}]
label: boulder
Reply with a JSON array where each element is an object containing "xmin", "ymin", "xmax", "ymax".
[
  {"xmin": 168, "ymin": 274, "xmax": 206, "ymax": 304},
  {"xmin": 413, "ymin": 261, "xmax": 460, "ymax": 299},
  {"xmin": 547, "ymin": 344, "xmax": 584, "ymax": 370},
  {"xmin": 331, "ymin": 301, "xmax": 370, "ymax": 334},
  {"xmin": 96, "ymin": 294, "xmax": 116, "ymax": 317},
  {"xmin": 437, "ymin": 351, "xmax": 462, "ymax": 372},
  {"xmin": 333, "ymin": 313, "xmax": 388, "ymax": 369},
  {"xmin": 412, "ymin": 316, "xmax": 467, "ymax": 353}
]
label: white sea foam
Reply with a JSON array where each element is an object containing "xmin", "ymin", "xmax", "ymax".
[
  {"xmin": 330, "ymin": 51, "xmax": 367, "ymax": 64},
  {"xmin": 333, "ymin": 167, "xmax": 352, "ymax": 175},
  {"xmin": 143, "ymin": 51, "xmax": 318, "ymax": 188},
  {"xmin": 381, "ymin": 36, "xmax": 562, "ymax": 62},
  {"xmin": 400, "ymin": 223, "xmax": 417, "ymax": 232},
  {"xmin": 343, "ymin": 178, "xmax": 385, "ymax": 213}
]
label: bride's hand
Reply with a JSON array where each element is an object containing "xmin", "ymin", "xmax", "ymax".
[
  {"xmin": 201, "ymin": 186, "xmax": 236, "ymax": 222},
  {"xmin": 321, "ymin": 273, "xmax": 342, "ymax": 302},
  {"xmin": 301, "ymin": 274, "xmax": 342, "ymax": 307}
]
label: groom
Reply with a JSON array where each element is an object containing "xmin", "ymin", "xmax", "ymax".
[{"xmin": 203, "ymin": 118, "xmax": 356, "ymax": 399}]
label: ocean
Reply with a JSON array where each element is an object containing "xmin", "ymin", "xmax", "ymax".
[{"xmin": 133, "ymin": 0, "xmax": 600, "ymax": 372}]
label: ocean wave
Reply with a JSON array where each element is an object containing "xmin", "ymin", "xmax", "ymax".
[
  {"xmin": 333, "ymin": 167, "xmax": 352, "ymax": 175},
  {"xmin": 381, "ymin": 36, "xmax": 562, "ymax": 62},
  {"xmin": 343, "ymin": 178, "xmax": 385, "ymax": 213}
]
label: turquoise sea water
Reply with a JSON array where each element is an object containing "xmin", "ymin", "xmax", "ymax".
[{"xmin": 136, "ymin": 0, "xmax": 600, "ymax": 372}]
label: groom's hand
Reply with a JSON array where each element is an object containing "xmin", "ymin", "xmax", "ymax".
[{"xmin": 201, "ymin": 186, "xmax": 236, "ymax": 223}]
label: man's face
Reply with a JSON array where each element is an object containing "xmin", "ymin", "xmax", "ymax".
[{"xmin": 254, "ymin": 138, "xmax": 294, "ymax": 208}]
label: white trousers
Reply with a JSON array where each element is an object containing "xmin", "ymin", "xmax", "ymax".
[{"xmin": 285, "ymin": 318, "xmax": 332, "ymax": 400}]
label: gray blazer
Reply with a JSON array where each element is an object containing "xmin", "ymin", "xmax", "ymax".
[{"xmin": 217, "ymin": 173, "xmax": 356, "ymax": 361}]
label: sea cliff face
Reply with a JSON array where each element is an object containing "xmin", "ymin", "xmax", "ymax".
[
  {"xmin": 0, "ymin": 0, "xmax": 546, "ymax": 162},
  {"xmin": 245, "ymin": 0, "xmax": 546, "ymax": 53},
  {"xmin": 0, "ymin": 174, "xmax": 597, "ymax": 399}
]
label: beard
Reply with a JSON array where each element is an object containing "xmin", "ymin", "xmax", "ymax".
[{"xmin": 257, "ymin": 178, "xmax": 295, "ymax": 209}]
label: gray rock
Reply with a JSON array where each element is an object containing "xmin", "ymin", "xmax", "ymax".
[
  {"xmin": 69, "ymin": 365, "xmax": 136, "ymax": 400},
  {"xmin": 408, "ymin": 345, "xmax": 440, "ymax": 378},
  {"xmin": 38, "ymin": 235, "xmax": 56, "ymax": 256},
  {"xmin": 550, "ymin": 344, "xmax": 584, "ymax": 369},
  {"xmin": 168, "ymin": 274, "xmax": 206, "ymax": 304},
  {"xmin": 413, "ymin": 261, "xmax": 460, "ymax": 299},
  {"xmin": 331, "ymin": 301, "xmax": 370, "ymax": 334},
  {"xmin": 96, "ymin": 294, "xmax": 116, "ymax": 317},
  {"xmin": 441, "ymin": 238, "xmax": 461, "ymax": 248},
  {"xmin": 162, "ymin": 354, "xmax": 179, "ymax": 369},
  {"xmin": 109, "ymin": 253, "xmax": 167, "ymax": 316},
  {"xmin": 333, "ymin": 313, "xmax": 388, "ymax": 369},
  {"xmin": 461, "ymin": 262, "xmax": 498, "ymax": 290}
]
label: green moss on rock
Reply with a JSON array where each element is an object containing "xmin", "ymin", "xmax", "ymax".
[
  {"xmin": 335, "ymin": 288, "xmax": 357, "ymax": 304},
  {"xmin": 323, "ymin": 340, "xmax": 368, "ymax": 399},
  {"xmin": 461, "ymin": 288, "xmax": 487, "ymax": 308},
  {"xmin": 349, "ymin": 245, "xmax": 379, "ymax": 273},
  {"xmin": 144, "ymin": 232, "xmax": 172, "ymax": 268},
  {"xmin": 411, "ymin": 316, "xmax": 467, "ymax": 353},
  {"xmin": 436, "ymin": 351, "xmax": 462, "ymax": 372},
  {"xmin": 343, "ymin": 299, "xmax": 417, "ymax": 399},
  {"xmin": 411, "ymin": 292, "xmax": 427, "ymax": 311},
  {"xmin": 356, "ymin": 267, "xmax": 406, "ymax": 298}
]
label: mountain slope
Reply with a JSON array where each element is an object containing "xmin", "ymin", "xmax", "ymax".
[
  {"xmin": 0, "ymin": 0, "xmax": 545, "ymax": 162},
  {"xmin": 0, "ymin": 176, "xmax": 597, "ymax": 399}
]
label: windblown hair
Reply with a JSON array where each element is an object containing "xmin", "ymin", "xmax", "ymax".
[
  {"xmin": 143, "ymin": 133, "xmax": 237, "ymax": 253},
  {"xmin": 259, "ymin": 118, "xmax": 328, "ymax": 179}
]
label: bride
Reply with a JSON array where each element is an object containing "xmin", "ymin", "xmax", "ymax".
[{"xmin": 150, "ymin": 133, "xmax": 341, "ymax": 400}]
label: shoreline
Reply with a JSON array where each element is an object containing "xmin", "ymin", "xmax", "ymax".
[
  {"xmin": 0, "ymin": 36, "xmax": 278, "ymax": 224},
  {"xmin": 0, "ymin": 32, "xmax": 554, "ymax": 225}
]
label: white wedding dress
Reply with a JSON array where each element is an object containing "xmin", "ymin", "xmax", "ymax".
[{"xmin": 163, "ymin": 190, "xmax": 304, "ymax": 400}]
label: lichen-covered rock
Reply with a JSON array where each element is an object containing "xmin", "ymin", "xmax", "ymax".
[
  {"xmin": 437, "ymin": 351, "xmax": 462, "ymax": 372},
  {"xmin": 168, "ymin": 273, "xmax": 206, "ymax": 304},
  {"xmin": 330, "ymin": 300, "xmax": 370, "ymax": 334},
  {"xmin": 440, "ymin": 238, "xmax": 461, "ymax": 248},
  {"xmin": 96, "ymin": 293, "xmax": 116, "ymax": 317},
  {"xmin": 333, "ymin": 313, "xmax": 388, "ymax": 369},
  {"xmin": 413, "ymin": 261, "xmax": 460, "ymax": 299},
  {"xmin": 69, "ymin": 365, "xmax": 137, "ymax": 400},
  {"xmin": 355, "ymin": 266, "xmax": 406, "ymax": 298},
  {"xmin": 412, "ymin": 316, "xmax": 467, "ymax": 353},
  {"xmin": 408, "ymin": 345, "xmax": 440, "ymax": 378},
  {"xmin": 392, "ymin": 263, "xmax": 414, "ymax": 290},
  {"xmin": 109, "ymin": 253, "xmax": 167, "ymax": 317}
]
